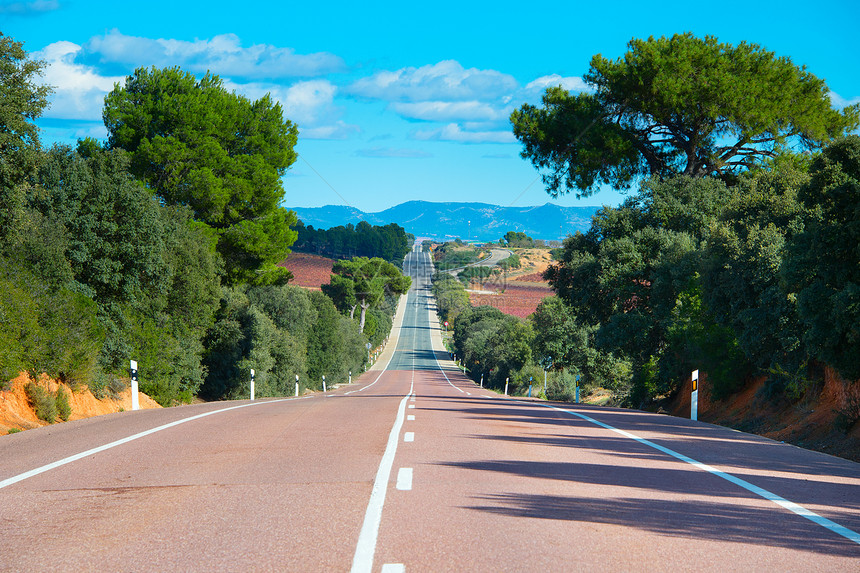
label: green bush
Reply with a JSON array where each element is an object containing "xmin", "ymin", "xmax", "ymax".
[
  {"xmin": 55, "ymin": 386, "xmax": 72, "ymax": 421},
  {"xmin": 25, "ymin": 382, "xmax": 57, "ymax": 423}
]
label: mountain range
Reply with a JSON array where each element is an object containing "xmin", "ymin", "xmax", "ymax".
[{"xmin": 288, "ymin": 200, "xmax": 601, "ymax": 242}]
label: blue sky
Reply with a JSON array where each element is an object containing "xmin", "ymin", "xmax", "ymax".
[{"xmin": 3, "ymin": 0, "xmax": 859, "ymax": 213}]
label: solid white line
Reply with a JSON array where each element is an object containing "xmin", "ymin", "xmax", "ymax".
[
  {"xmin": 404, "ymin": 432, "xmax": 414, "ymax": 442},
  {"xmin": 0, "ymin": 397, "xmax": 299, "ymax": 490},
  {"xmin": 396, "ymin": 467, "xmax": 413, "ymax": 490},
  {"xmin": 540, "ymin": 402, "xmax": 860, "ymax": 546},
  {"xmin": 432, "ymin": 348, "xmax": 465, "ymax": 393},
  {"xmin": 350, "ymin": 393, "xmax": 412, "ymax": 573}
]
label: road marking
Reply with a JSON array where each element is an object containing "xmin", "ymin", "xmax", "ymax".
[
  {"xmin": 408, "ymin": 405, "xmax": 415, "ymax": 409},
  {"xmin": 404, "ymin": 432, "xmax": 414, "ymax": 442},
  {"xmin": 381, "ymin": 564, "xmax": 405, "ymax": 572},
  {"xmin": 407, "ymin": 415, "xmax": 415, "ymax": 421},
  {"xmin": 432, "ymin": 351, "xmax": 465, "ymax": 393},
  {"xmin": 351, "ymin": 393, "xmax": 412, "ymax": 573},
  {"xmin": 396, "ymin": 467, "xmax": 413, "ymax": 490},
  {"xmin": 0, "ymin": 398, "xmax": 301, "ymax": 490},
  {"xmin": 540, "ymin": 402, "xmax": 860, "ymax": 546}
]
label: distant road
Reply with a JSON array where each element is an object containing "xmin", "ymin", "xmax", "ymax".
[
  {"xmin": 2, "ymin": 245, "xmax": 859, "ymax": 571},
  {"xmin": 446, "ymin": 247, "xmax": 513, "ymax": 275}
]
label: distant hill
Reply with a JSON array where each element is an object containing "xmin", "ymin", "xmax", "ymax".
[{"xmin": 287, "ymin": 200, "xmax": 600, "ymax": 242}]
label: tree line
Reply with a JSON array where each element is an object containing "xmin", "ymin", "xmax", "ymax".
[
  {"xmin": 0, "ymin": 34, "xmax": 406, "ymax": 410},
  {"xmin": 293, "ymin": 220, "xmax": 412, "ymax": 263},
  {"xmin": 435, "ymin": 33, "xmax": 859, "ymax": 426}
]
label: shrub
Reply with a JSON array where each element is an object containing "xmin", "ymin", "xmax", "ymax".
[
  {"xmin": 55, "ymin": 386, "xmax": 72, "ymax": 421},
  {"xmin": 25, "ymin": 382, "xmax": 57, "ymax": 423}
]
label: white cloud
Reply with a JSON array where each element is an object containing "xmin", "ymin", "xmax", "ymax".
[
  {"xmin": 301, "ymin": 122, "xmax": 361, "ymax": 140},
  {"xmin": 35, "ymin": 41, "xmax": 123, "ymax": 121},
  {"xmin": 0, "ymin": 0, "xmax": 59, "ymax": 14},
  {"xmin": 829, "ymin": 90, "xmax": 860, "ymax": 109},
  {"xmin": 223, "ymin": 79, "xmax": 359, "ymax": 140},
  {"xmin": 524, "ymin": 74, "xmax": 590, "ymax": 95},
  {"xmin": 390, "ymin": 100, "xmax": 506, "ymax": 122},
  {"xmin": 412, "ymin": 123, "xmax": 516, "ymax": 144},
  {"xmin": 80, "ymin": 29, "xmax": 345, "ymax": 79},
  {"xmin": 349, "ymin": 60, "xmax": 518, "ymax": 102},
  {"xmin": 355, "ymin": 147, "xmax": 432, "ymax": 158}
]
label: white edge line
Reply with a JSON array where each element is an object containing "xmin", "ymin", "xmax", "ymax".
[
  {"xmin": 0, "ymin": 397, "xmax": 303, "ymax": 490},
  {"xmin": 538, "ymin": 401, "xmax": 860, "ymax": 546},
  {"xmin": 432, "ymin": 348, "xmax": 464, "ymax": 393}
]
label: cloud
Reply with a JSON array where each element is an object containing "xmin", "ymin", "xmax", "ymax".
[
  {"xmin": 301, "ymin": 122, "xmax": 361, "ymax": 140},
  {"xmin": 0, "ymin": 0, "xmax": 59, "ymax": 14},
  {"xmin": 78, "ymin": 29, "xmax": 345, "ymax": 79},
  {"xmin": 35, "ymin": 41, "xmax": 123, "ymax": 121},
  {"xmin": 524, "ymin": 74, "xmax": 590, "ymax": 95},
  {"xmin": 222, "ymin": 79, "xmax": 359, "ymax": 140},
  {"xmin": 349, "ymin": 60, "xmax": 518, "ymax": 102},
  {"xmin": 390, "ymin": 101, "xmax": 506, "ymax": 122},
  {"xmin": 412, "ymin": 123, "xmax": 516, "ymax": 144},
  {"xmin": 829, "ymin": 90, "xmax": 860, "ymax": 110},
  {"xmin": 355, "ymin": 147, "xmax": 432, "ymax": 158}
]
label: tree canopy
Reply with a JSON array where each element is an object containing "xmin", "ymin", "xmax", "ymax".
[
  {"xmin": 103, "ymin": 66, "xmax": 299, "ymax": 285},
  {"xmin": 0, "ymin": 33, "xmax": 52, "ymax": 231},
  {"xmin": 511, "ymin": 33, "xmax": 859, "ymax": 197},
  {"xmin": 322, "ymin": 257, "xmax": 411, "ymax": 332}
]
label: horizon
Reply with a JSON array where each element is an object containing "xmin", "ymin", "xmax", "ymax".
[{"xmin": 4, "ymin": 0, "xmax": 858, "ymax": 213}]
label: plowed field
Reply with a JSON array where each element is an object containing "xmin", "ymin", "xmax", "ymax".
[
  {"xmin": 469, "ymin": 282, "xmax": 554, "ymax": 318},
  {"xmin": 280, "ymin": 252, "xmax": 334, "ymax": 289}
]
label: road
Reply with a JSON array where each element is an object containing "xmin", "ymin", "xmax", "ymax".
[{"xmin": 1, "ymin": 244, "xmax": 859, "ymax": 571}]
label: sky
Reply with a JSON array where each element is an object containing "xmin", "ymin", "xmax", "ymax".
[{"xmin": 3, "ymin": 0, "xmax": 859, "ymax": 213}]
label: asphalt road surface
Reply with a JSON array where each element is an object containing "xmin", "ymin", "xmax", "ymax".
[{"xmin": 1, "ymin": 245, "xmax": 859, "ymax": 572}]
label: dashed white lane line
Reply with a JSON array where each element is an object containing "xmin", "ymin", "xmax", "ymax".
[
  {"xmin": 350, "ymin": 393, "xmax": 412, "ymax": 573},
  {"xmin": 381, "ymin": 564, "xmax": 405, "ymax": 573},
  {"xmin": 404, "ymin": 432, "xmax": 414, "ymax": 442},
  {"xmin": 408, "ymin": 405, "xmax": 415, "ymax": 409},
  {"xmin": 396, "ymin": 467, "xmax": 413, "ymax": 490},
  {"xmin": 407, "ymin": 415, "xmax": 415, "ymax": 421}
]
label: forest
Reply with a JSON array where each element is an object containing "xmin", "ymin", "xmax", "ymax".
[
  {"xmin": 292, "ymin": 219, "xmax": 412, "ymax": 263},
  {"xmin": 0, "ymin": 34, "xmax": 407, "ymax": 411}
]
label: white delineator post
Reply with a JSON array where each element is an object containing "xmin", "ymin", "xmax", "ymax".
[
  {"xmin": 691, "ymin": 369, "xmax": 699, "ymax": 421},
  {"xmin": 295, "ymin": 374, "xmax": 299, "ymax": 397},
  {"xmin": 505, "ymin": 377, "xmax": 509, "ymax": 396},
  {"xmin": 250, "ymin": 369, "xmax": 255, "ymax": 401},
  {"xmin": 129, "ymin": 360, "xmax": 140, "ymax": 411},
  {"xmin": 322, "ymin": 375, "xmax": 326, "ymax": 393}
]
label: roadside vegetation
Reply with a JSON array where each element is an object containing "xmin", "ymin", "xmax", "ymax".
[
  {"xmin": 435, "ymin": 33, "xmax": 860, "ymax": 440},
  {"xmin": 0, "ymin": 34, "xmax": 409, "ymax": 417},
  {"xmin": 432, "ymin": 239, "xmax": 483, "ymax": 270}
]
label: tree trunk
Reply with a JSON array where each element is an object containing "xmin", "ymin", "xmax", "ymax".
[
  {"xmin": 359, "ymin": 298, "xmax": 370, "ymax": 333},
  {"xmin": 349, "ymin": 305, "xmax": 356, "ymax": 320}
]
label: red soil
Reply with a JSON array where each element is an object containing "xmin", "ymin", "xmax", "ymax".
[
  {"xmin": 280, "ymin": 252, "xmax": 334, "ymax": 290},
  {"xmin": 469, "ymin": 282, "xmax": 555, "ymax": 319}
]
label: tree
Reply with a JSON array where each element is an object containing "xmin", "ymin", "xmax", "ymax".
[
  {"xmin": 102, "ymin": 66, "xmax": 299, "ymax": 284},
  {"xmin": 511, "ymin": 33, "xmax": 859, "ymax": 197},
  {"xmin": 0, "ymin": 33, "xmax": 53, "ymax": 233},
  {"xmin": 784, "ymin": 136, "xmax": 860, "ymax": 380},
  {"xmin": 323, "ymin": 257, "xmax": 411, "ymax": 332}
]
